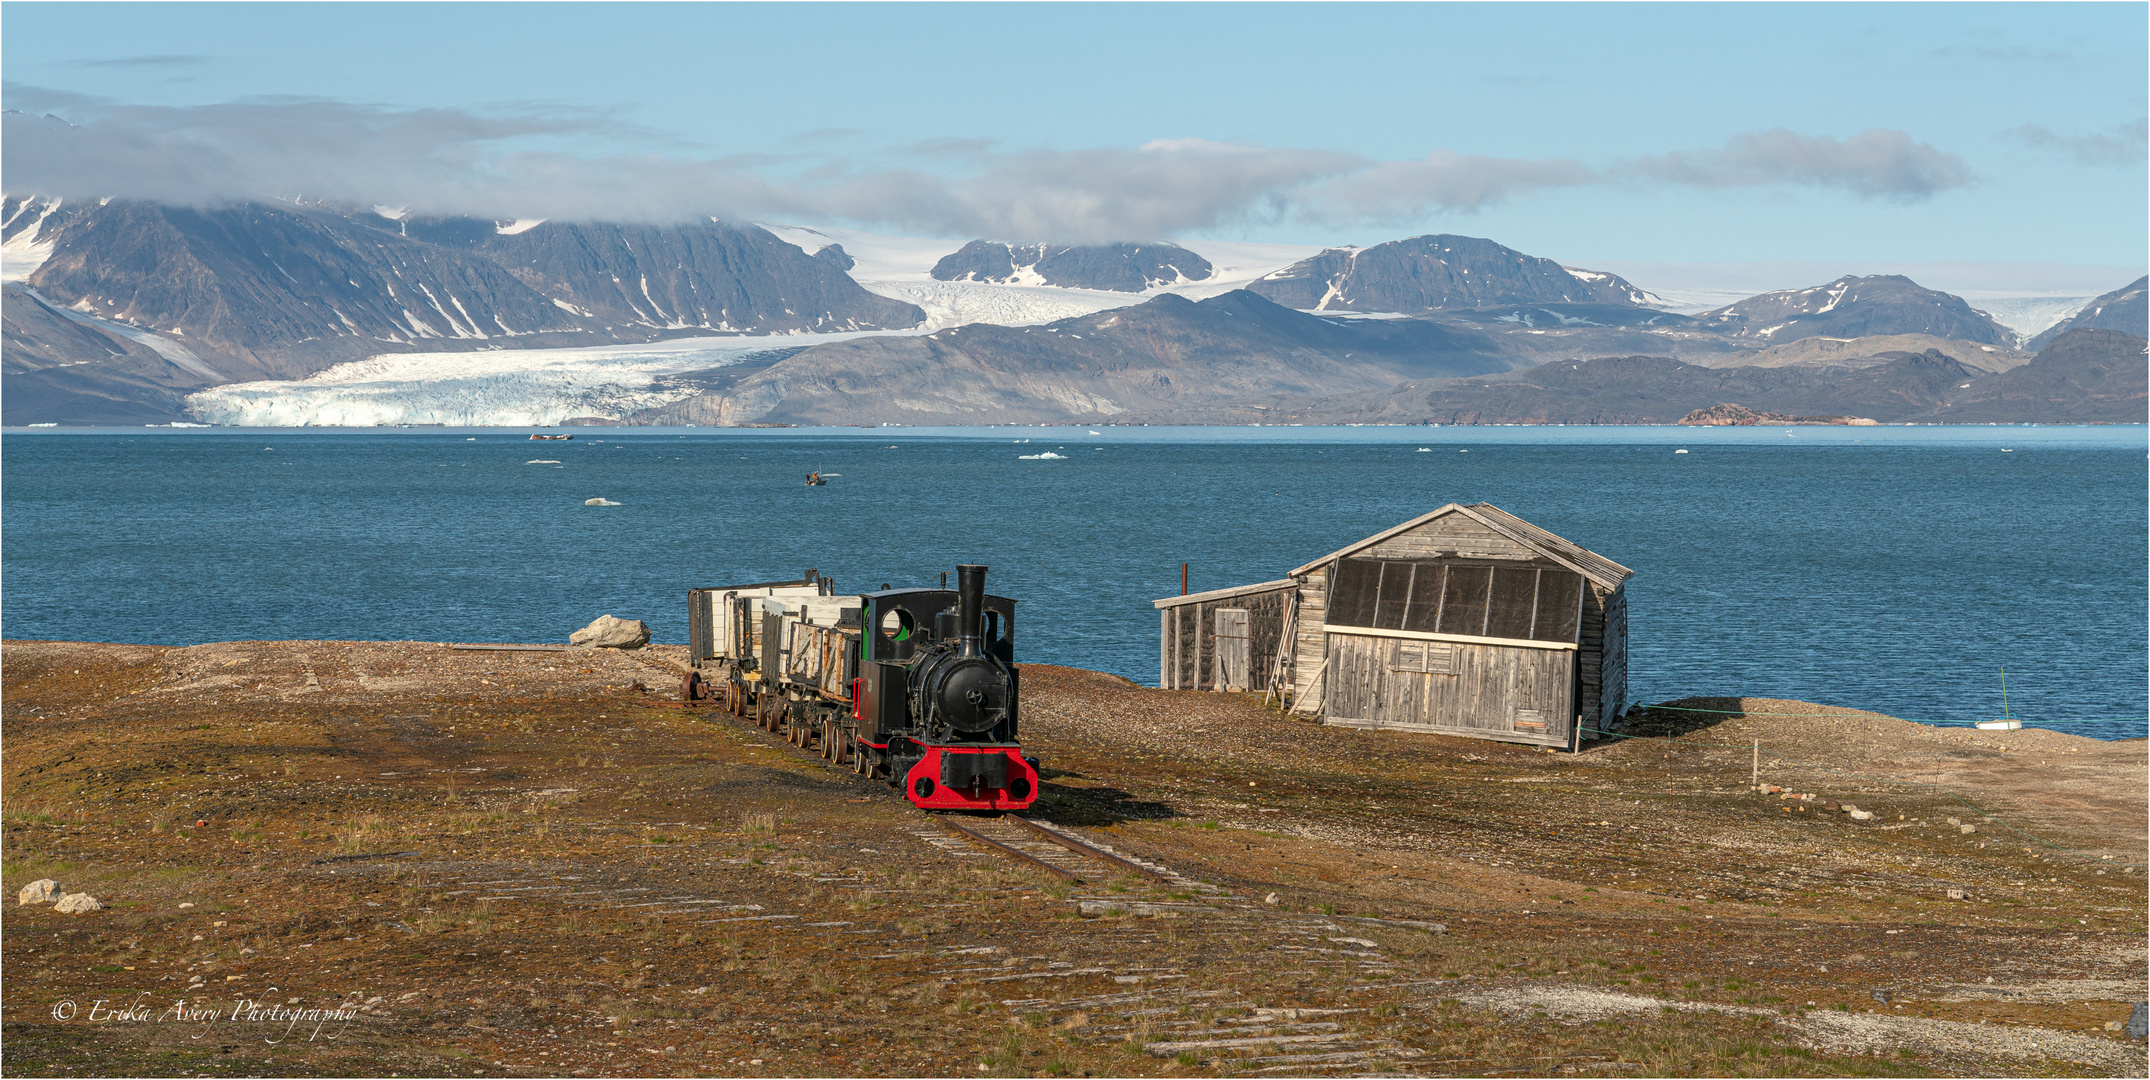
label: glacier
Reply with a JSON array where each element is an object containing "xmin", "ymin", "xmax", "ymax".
[{"xmin": 183, "ymin": 330, "xmax": 921, "ymax": 427}]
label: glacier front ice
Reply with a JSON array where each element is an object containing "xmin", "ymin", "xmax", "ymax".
[{"xmin": 182, "ymin": 328, "xmax": 921, "ymax": 427}]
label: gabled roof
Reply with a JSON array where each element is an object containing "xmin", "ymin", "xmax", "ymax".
[
  {"xmin": 1153, "ymin": 578, "xmax": 1295, "ymax": 610},
  {"xmin": 1289, "ymin": 502, "xmax": 1634, "ymax": 588}
]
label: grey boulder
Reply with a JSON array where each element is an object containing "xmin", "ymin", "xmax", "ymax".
[
  {"xmin": 54, "ymin": 892, "xmax": 104, "ymax": 914},
  {"xmin": 571, "ymin": 615, "xmax": 650, "ymax": 649},
  {"xmin": 18, "ymin": 879, "xmax": 60, "ymax": 906}
]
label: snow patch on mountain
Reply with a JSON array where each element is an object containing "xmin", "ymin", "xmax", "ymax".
[{"xmin": 1, "ymin": 196, "xmax": 62, "ymax": 283}]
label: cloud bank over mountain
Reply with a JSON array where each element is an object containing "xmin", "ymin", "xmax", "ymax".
[{"xmin": 6, "ymin": 88, "xmax": 1978, "ymax": 242}]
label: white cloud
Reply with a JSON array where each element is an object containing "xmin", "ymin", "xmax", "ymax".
[
  {"xmin": 2001, "ymin": 118, "xmax": 2148, "ymax": 167},
  {"xmin": 1301, "ymin": 150, "xmax": 1597, "ymax": 222},
  {"xmin": 2, "ymin": 90, "xmax": 1981, "ymax": 240},
  {"xmin": 1620, "ymin": 127, "xmax": 1973, "ymax": 200}
]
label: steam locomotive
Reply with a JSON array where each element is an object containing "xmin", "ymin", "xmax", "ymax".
[{"xmin": 685, "ymin": 564, "xmax": 1038, "ymax": 811}]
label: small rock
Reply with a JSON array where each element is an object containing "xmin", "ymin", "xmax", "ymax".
[
  {"xmin": 1839, "ymin": 803, "xmax": 1859, "ymax": 814},
  {"xmin": 17, "ymin": 879, "xmax": 60, "ymax": 906},
  {"xmin": 1946, "ymin": 888, "xmax": 1967, "ymax": 901},
  {"xmin": 1849, "ymin": 809, "xmax": 1874, "ymax": 821},
  {"xmin": 54, "ymin": 892, "xmax": 103, "ymax": 914},
  {"xmin": 1263, "ymin": 893, "xmax": 1278, "ymax": 905},
  {"xmin": 1959, "ymin": 824, "xmax": 1977, "ymax": 835},
  {"xmin": 2126, "ymin": 1001, "xmax": 2147, "ymax": 1040},
  {"xmin": 1872, "ymin": 989, "xmax": 1891, "ymax": 1003},
  {"xmin": 178, "ymin": 902, "xmax": 195, "ymax": 909},
  {"xmin": 570, "ymin": 615, "xmax": 650, "ymax": 650},
  {"xmin": 1946, "ymin": 817, "xmax": 1962, "ymax": 826}
]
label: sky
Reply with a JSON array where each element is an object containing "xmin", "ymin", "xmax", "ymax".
[{"xmin": 4, "ymin": 2, "xmax": 2145, "ymax": 293}]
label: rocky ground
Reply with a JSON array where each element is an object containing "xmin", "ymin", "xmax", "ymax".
[{"xmin": 3, "ymin": 639, "xmax": 2143, "ymax": 1078}]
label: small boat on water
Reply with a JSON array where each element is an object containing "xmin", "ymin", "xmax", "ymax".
[
  {"xmin": 530, "ymin": 433, "xmax": 573, "ymax": 441},
  {"xmin": 805, "ymin": 472, "xmax": 828, "ymax": 486}
]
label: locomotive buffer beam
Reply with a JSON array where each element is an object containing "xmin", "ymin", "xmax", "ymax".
[
  {"xmin": 937, "ymin": 819, "xmax": 1081, "ymax": 883},
  {"xmin": 1004, "ymin": 815, "xmax": 1172, "ymax": 883}
]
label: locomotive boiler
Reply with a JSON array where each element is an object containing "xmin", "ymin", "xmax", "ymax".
[{"xmin": 687, "ymin": 564, "xmax": 1038, "ymax": 811}]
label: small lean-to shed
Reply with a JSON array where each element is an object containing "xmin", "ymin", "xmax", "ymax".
[
  {"xmin": 1154, "ymin": 579, "xmax": 1296, "ymax": 692},
  {"xmin": 1286, "ymin": 503, "xmax": 1633, "ymax": 749}
]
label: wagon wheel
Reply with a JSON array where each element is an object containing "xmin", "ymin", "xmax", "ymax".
[
  {"xmin": 822, "ymin": 720, "xmax": 836, "ymax": 760},
  {"xmin": 836, "ymin": 729, "xmax": 853, "ymax": 765}
]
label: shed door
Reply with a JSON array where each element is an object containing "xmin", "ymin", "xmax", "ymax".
[{"xmin": 1214, "ymin": 608, "xmax": 1251, "ymax": 692}]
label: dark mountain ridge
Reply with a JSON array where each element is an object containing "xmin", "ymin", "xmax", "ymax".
[
  {"xmin": 1695, "ymin": 274, "xmax": 2016, "ymax": 347},
  {"xmin": 630, "ymin": 288, "xmax": 1515, "ymax": 426},
  {"xmin": 929, "ymin": 240, "xmax": 1215, "ymax": 292},
  {"xmin": 1246, "ymin": 234, "xmax": 1657, "ymax": 313},
  {"xmin": 1144, "ymin": 328, "xmax": 2140, "ymax": 426}
]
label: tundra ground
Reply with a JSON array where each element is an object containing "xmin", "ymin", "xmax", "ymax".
[{"xmin": 3, "ymin": 639, "xmax": 2143, "ymax": 1078}]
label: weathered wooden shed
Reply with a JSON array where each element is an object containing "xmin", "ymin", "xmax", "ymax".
[
  {"xmin": 1154, "ymin": 579, "xmax": 1296, "ymax": 693},
  {"xmin": 1288, "ymin": 503, "xmax": 1632, "ymax": 748},
  {"xmin": 1156, "ymin": 503, "xmax": 1632, "ymax": 749}
]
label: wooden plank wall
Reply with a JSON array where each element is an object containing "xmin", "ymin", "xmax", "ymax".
[
  {"xmin": 1598, "ymin": 585, "xmax": 1628, "ymax": 731},
  {"xmin": 1174, "ymin": 604, "xmax": 1203, "ymax": 690},
  {"xmin": 1237, "ymin": 588, "xmax": 1291, "ymax": 693},
  {"xmin": 1160, "ymin": 587, "xmax": 1294, "ymax": 691},
  {"xmin": 1322, "ymin": 633, "xmax": 1574, "ymax": 747},
  {"xmin": 1578, "ymin": 583, "xmax": 1608, "ymax": 731},
  {"xmin": 1364, "ymin": 515, "xmax": 1541, "ymax": 561},
  {"xmin": 1290, "ymin": 569, "xmax": 1329, "ymax": 705}
]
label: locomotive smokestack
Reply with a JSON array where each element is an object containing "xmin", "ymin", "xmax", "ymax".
[{"xmin": 956, "ymin": 564, "xmax": 987, "ymax": 658}]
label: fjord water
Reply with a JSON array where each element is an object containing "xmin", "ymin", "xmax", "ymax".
[{"xmin": 5, "ymin": 425, "xmax": 2144, "ymax": 740}]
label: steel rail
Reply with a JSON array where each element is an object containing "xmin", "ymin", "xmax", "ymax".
[
  {"xmin": 1003, "ymin": 814, "xmax": 1170, "ymax": 882},
  {"xmin": 937, "ymin": 819, "xmax": 1081, "ymax": 882}
]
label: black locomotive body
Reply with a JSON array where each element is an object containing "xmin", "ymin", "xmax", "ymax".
[{"xmin": 687, "ymin": 564, "xmax": 1038, "ymax": 811}]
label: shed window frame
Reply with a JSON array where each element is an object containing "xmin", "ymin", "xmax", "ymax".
[{"xmin": 1327, "ymin": 557, "xmax": 1582, "ymax": 645}]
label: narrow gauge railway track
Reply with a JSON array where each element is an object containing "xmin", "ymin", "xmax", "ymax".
[
  {"xmin": 682, "ymin": 675, "xmax": 1203, "ymax": 890},
  {"xmin": 930, "ymin": 815, "xmax": 1234, "ymax": 898}
]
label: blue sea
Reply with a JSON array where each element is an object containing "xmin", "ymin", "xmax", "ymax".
[{"xmin": 5, "ymin": 424, "xmax": 2145, "ymax": 740}]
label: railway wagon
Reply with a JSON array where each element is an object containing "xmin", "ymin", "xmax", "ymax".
[{"xmin": 687, "ymin": 565, "xmax": 1037, "ymax": 811}]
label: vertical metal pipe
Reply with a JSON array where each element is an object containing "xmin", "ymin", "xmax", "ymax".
[
  {"xmin": 956, "ymin": 564, "xmax": 987, "ymax": 658},
  {"xmin": 1181, "ymin": 563, "xmax": 1188, "ymax": 596}
]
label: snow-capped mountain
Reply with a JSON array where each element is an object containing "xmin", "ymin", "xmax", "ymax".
[
  {"xmin": 1244, "ymin": 234, "xmax": 1663, "ymax": 313},
  {"xmin": 1696, "ymin": 274, "xmax": 2017, "ymax": 347},
  {"xmin": 929, "ymin": 240, "xmax": 1214, "ymax": 292},
  {"xmin": 3, "ymin": 196, "xmax": 922, "ymax": 357},
  {"xmin": 1, "ymin": 195, "xmax": 925, "ymax": 422}
]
